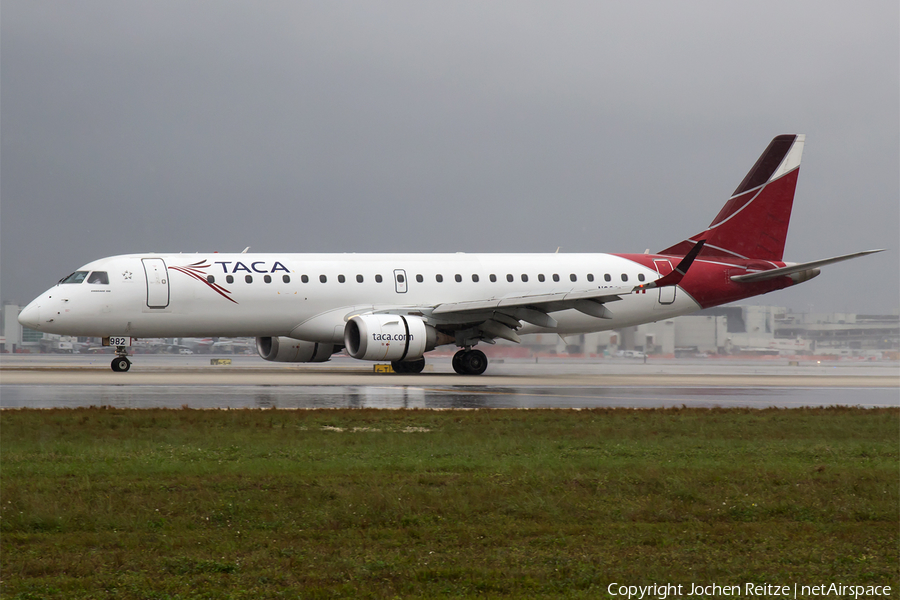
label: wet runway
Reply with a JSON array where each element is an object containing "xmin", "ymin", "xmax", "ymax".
[
  {"xmin": 1, "ymin": 382, "xmax": 897, "ymax": 409},
  {"xmin": 2, "ymin": 354, "xmax": 897, "ymax": 409}
]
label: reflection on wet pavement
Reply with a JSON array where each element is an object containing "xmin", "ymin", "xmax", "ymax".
[{"xmin": 2, "ymin": 384, "xmax": 896, "ymax": 409}]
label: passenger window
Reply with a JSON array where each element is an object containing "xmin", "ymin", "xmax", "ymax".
[
  {"xmin": 436, "ymin": 274, "xmax": 443, "ymax": 283},
  {"xmin": 490, "ymin": 274, "xmax": 497, "ymax": 282},
  {"xmin": 245, "ymin": 275, "xmax": 253, "ymax": 283},
  {"xmin": 338, "ymin": 274, "xmax": 346, "ymax": 283},
  {"xmin": 357, "ymin": 274, "xmax": 364, "ymax": 283},
  {"xmin": 264, "ymin": 275, "xmax": 272, "ymax": 283},
  {"xmin": 226, "ymin": 275, "xmax": 234, "ymax": 284},
  {"xmin": 638, "ymin": 274, "xmax": 645, "ymax": 282},
  {"xmin": 621, "ymin": 274, "xmax": 628, "ymax": 282},
  {"xmin": 207, "ymin": 275, "xmax": 216, "ymax": 284},
  {"xmin": 521, "ymin": 274, "xmax": 528, "ymax": 282},
  {"xmin": 397, "ymin": 274, "xmax": 405, "ymax": 283},
  {"xmin": 87, "ymin": 271, "xmax": 109, "ymax": 284},
  {"xmin": 283, "ymin": 275, "xmax": 291, "ymax": 283},
  {"xmin": 301, "ymin": 275, "xmax": 309, "ymax": 283},
  {"xmin": 375, "ymin": 274, "xmax": 383, "ymax": 283},
  {"xmin": 506, "ymin": 274, "xmax": 514, "ymax": 282},
  {"xmin": 604, "ymin": 274, "xmax": 611, "ymax": 282},
  {"xmin": 454, "ymin": 274, "xmax": 462, "ymax": 283},
  {"xmin": 587, "ymin": 274, "xmax": 594, "ymax": 282},
  {"xmin": 552, "ymin": 274, "xmax": 560, "ymax": 282},
  {"xmin": 60, "ymin": 271, "xmax": 89, "ymax": 284},
  {"xmin": 472, "ymin": 274, "xmax": 479, "ymax": 282},
  {"xmin": 538, "ymin": 274, "xmax": 545, "ymax": 282},
  {"xmin": 570, "ymin": 274, "xmax": 577, "ymax": 282},
  {"xmin": 319, "ymin": 275, "xmax": 327, "ymax": 283},
  {"xmin": 416, "ymin": 274, "xmax": 423, "ymax": 283}
]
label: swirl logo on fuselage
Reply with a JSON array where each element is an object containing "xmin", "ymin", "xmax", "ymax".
[
  {"xmin": 169, "ymin": 260, "xmax": 293, "ymax": 304},
  {"xmin": 168, "ymin": 260, "xmax": 238, "ymax": 304}
]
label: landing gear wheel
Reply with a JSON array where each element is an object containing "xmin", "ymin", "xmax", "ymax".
[
  {"xmin": 452, "ymin": 350, "xmax": 465, "ymax": 374},
  {"xmin": 392, "ymin": 357, "xmax": 426, "ymax": 374},
  {"xmin": 461, "ymin": 349, "xmax": 488, "ymax": 375},
  {"xmin": 452, "ymin": 349, "xmax": 488, "ymax": 375},
  {"xmin": 111, "ymin": 357, "xmax": 131, "ymax": 372}
]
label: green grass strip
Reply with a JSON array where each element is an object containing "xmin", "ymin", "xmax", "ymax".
[{"xmin": 1, "ymin": 407, "xmax": 897, "ymax": 599}]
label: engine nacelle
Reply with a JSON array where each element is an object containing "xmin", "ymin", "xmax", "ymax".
[
  {"xmin": 344, "ymin": 314, "xmax": 450, "ymax": 361},
  {"xmin": 256, "ymin": 336, "xmax": 334, "ymax": 363}
]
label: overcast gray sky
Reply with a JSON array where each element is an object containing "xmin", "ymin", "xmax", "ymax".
[{"xmin": 2, "ymin": 1, "xmax": 898, "ymax": 315}]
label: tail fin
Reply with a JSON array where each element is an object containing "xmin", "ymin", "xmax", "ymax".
[{"xmin": 659, "ymin": 134, "xmax": 805, "ymax": 261}]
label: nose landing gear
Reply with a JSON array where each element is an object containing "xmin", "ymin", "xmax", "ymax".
[
  {"xmin": 452, "ymin": 348, "xmax": 488, "ymax": 375},
  {"xmin": 111, "ymin": 346, "xmax": 132, "ymax": 372}
]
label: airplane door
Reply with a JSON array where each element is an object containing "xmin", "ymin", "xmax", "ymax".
[
  {"xmin": 393, "ymin": 269, "xmax": 408, "ymax": 293},
  {"xmin": 142, "ymin": 258, "xmax": 170, "ymax": 308},
  {"xmin": 653, "ymin": 259, "xmax": 676, "ymax": 305}
]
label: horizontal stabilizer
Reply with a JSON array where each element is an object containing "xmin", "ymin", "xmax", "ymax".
[{"xmin": 730, "ymin": 249, "xmax": 884, "ymax": 283}]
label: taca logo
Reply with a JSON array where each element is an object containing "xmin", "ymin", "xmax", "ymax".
[{"xmin": 214, "ymin": 261, "xmax": 290, "ymax": 274}]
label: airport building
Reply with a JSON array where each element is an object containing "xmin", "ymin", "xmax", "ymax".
[
  {"xmin": 1, "ymin": 303, "xmax": 23, "ymax": 353},
  {"xmin": 519, "ymin": 305, "xmax": 898, "ymax": 359},
  {"xmin": 575, "ymin": 306, "xmax": 898, "ymax": 358},
  {"xmin": 772, "ymin": 311, "xmax": 900, "ymax": 355}
]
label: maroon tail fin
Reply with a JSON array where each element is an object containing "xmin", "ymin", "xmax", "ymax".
[{"xmin": 659, "ymin": 134, "xmax": 805, "ymax": 261}]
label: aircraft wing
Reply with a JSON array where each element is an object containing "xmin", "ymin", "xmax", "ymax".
[
  {"xmin": 730, "ymin": 249, "xmax": 884, "ymax": 283},
  {"xmin": 414, "ymin": 286, "xmax": 630, "ymax": 343},
  {"xmin": 432, "ymin": 287, "xmax": 629, "ymax": 321}
]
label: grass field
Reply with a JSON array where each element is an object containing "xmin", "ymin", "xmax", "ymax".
[{"xmin": 1, "ymin": 407, "xmax": 897, "ymax": 599}]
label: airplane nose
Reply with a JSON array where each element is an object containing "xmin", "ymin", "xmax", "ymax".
[{"xmin": 17, "ymin": 301, "xmax": 41, "ymax": 330}]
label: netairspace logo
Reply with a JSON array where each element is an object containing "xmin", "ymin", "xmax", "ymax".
[{"xmin": 606, "ymin": 582, "xmax": 892, "ymax": 599}]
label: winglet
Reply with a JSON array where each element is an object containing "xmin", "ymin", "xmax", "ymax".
[{"xmin": 635, "ymin": 239, "xmax": 706, "ymax": 291}]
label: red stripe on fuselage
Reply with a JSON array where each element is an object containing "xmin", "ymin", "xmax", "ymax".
[
  {"xmin": 169, "ymin": 265, "xmax": 238, "ymax": 304},
  {"xmin": 616, "ymin": 254, "xmax": 796, "ymax": 309}
]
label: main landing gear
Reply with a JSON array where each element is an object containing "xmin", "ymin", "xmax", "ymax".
[
  {"xmin": 388, "ymin": 350, "xmax": 489, "ymax": 375},
  {"xmin": 452, "ymin": 349, "xmax": 488, "ymax": 375},
  {"xmin": 111, "ymin": 346, "xmax": 132, "ymax": 372}
]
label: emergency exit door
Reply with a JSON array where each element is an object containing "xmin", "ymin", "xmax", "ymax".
[
  {"xmin": 142, "ymin": 258, "xmax": 170, "ymax": 308},
  {"xmin": 653, "ymin": 259, "xmax": 676, "ymax": 305}
]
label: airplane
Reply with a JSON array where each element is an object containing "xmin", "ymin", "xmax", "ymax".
[{"xmin": 17, "ymin": 134, "xmax": 883, "ymax": 375}]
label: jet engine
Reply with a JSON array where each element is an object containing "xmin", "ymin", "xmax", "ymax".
[
  {"xmin": 256, "ymin": 336, "xmax": 334, "ymax": 363},
  {"xmin": 344, "ymin": 314, "xmax": 452, "ymax": 361}
]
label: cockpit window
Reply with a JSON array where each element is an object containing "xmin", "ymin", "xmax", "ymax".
[
  {"xmin": 87, "ymin": 271, "xmax": 109, "ymax": 284},
  {"xmin": 60, "ymin": 271, "xmax": 89, "ymax": 284}
]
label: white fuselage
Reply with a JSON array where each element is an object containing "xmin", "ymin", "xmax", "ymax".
[{"xmin": 20, "ymin": 252, "xmax": 701, "ymax": 343}]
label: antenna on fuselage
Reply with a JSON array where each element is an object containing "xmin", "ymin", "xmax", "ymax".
[{"xmin": 241, "ymin": 247, "xmax": 250, "ymax": 254}]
